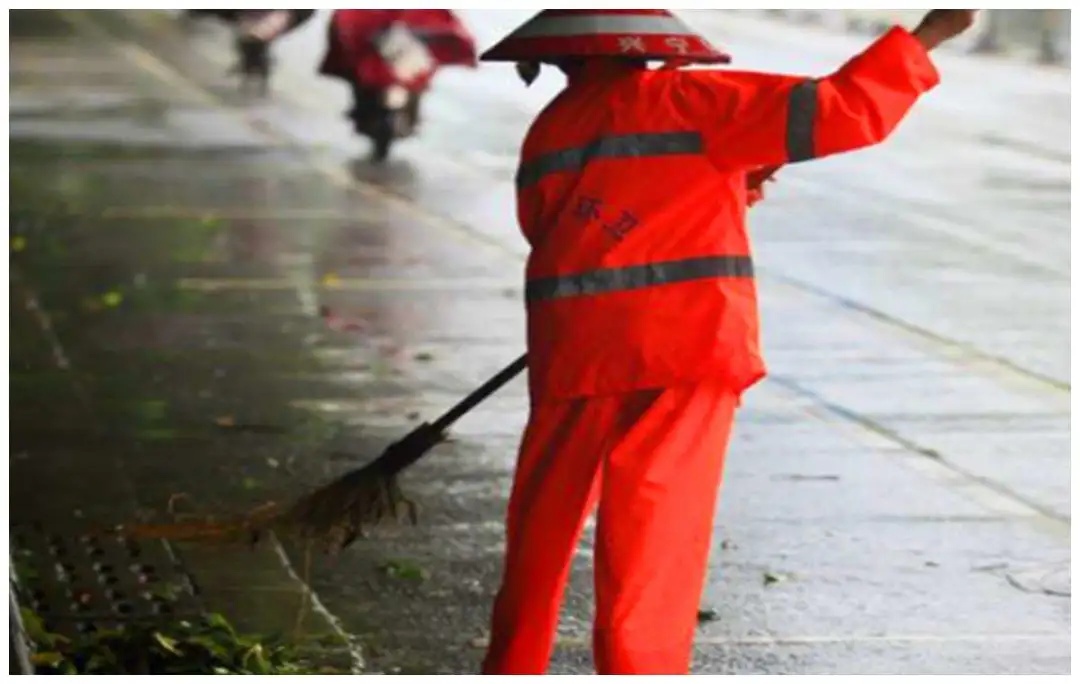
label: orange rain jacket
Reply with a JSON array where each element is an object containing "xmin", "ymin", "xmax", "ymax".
[{"xmin": 518, "ymin": 27, "xmax": 939, "ymax": 402}]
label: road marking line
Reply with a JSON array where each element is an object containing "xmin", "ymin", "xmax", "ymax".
[
  {"xmin": 766, "ymin": 273, "xmax": 1069, "ymax": 392},
  {"xmin": 539, "ymin": 632, "xmax": 1072, "ymax": 649},
  {"xmin": 778, "ymin": 376, "xmax": 1070, "ymax": 534},
  {"xmin": 177, "ymin": 276, "xmax": 520, "ymax": 293},
  {"xmin": 13, "ymin": 271, "xmax": 72, "ymax": 372},
  {"xmin": 95, "ymin": 206, "xmax": 370, "ymax": 221},
  {"xmin": 466, "ymin": 631, "xmax": 1071, "ymax": 650},
  {"xmin": 269, "ymin": 535, "xmax": 365, "ymax": 674}
]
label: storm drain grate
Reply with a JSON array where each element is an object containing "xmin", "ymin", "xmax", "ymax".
[{"xmin": 11, "ymin": 522, "xmax": 204, "ymax": 638}]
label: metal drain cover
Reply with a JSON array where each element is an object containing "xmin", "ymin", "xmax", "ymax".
[{"xmin": 11, "ymin": 522, "xmax": 203, "ymax": 637}]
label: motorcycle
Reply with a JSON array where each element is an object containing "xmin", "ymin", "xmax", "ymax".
[
  {"xmin": 320, "ymin": 10, "xmax": 478, "ymax": 161},
  {"xmin": 187, "ymin": 10, "xmax": 315, "ymax": 95}
]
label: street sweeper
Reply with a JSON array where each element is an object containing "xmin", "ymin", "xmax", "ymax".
[{"xmin": 476, "ymin": 8, "xmax": 978, "ymax": 675}]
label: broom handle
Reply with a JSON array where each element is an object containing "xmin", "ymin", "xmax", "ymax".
[{"xmin": 429, "ymin": 354, "xmax": 527, "ymax": 434}]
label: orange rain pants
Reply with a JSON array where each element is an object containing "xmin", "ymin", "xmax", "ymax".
[{"xmin": 482, "ymin": 381, "xmax": 738, "ymax": 674}]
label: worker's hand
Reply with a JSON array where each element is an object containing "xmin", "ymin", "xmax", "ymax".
[
  {"xmin": 746, "ymin": 165, "xmax": 780, "ymax": 208},
  {"xmin": 912, "ymin": 10, "xmax": 979, "ymax": 51}
]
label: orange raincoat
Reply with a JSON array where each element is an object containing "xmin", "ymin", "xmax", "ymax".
[{"xmin": 483, "ymin": 24, "xmax": 939, "ymax": 675}]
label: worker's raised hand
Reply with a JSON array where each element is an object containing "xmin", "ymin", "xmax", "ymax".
[
  {"xmin": 913, "ymin": 10, "xmax": 979, "ymax": 51},
  {"xmin": 746, "ymin": 165, "xmax": 781, "ymax": 208}
]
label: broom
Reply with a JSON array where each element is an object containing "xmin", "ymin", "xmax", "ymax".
[
  {"xmin": 278, "ymin": 353, "xmax": 528, "ymax": 551},
  {"xmin": 119, "ymin": 355, "xmax": 527, "ymax": 552}
]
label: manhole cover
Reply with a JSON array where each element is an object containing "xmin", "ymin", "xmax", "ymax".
[{"xmin": 11, "ymin": 522, "xmax": 203, "ymax": 637}]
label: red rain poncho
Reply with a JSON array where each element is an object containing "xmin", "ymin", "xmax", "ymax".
[{"xmin": 319, "ymin": 10, "xmax": 477, "ymax": 91}]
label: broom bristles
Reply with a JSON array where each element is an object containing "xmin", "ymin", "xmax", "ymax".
[
  {"xmin": 117, "ymin": 453, "xmax": 423, "ymax": 553},
  {"xmin": 281, "ymin": 461, "xmax": 418, "ymax": 552},
  {"xmin": 112, "ymin": 423, "xmax": 441, "ymax": 553}
]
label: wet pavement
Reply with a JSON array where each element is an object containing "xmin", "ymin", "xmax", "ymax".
[{"xmin": 9, "ymin": 9, "xmax": 1070, "ymax": 675}]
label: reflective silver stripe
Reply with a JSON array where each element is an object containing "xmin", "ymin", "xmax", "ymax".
[
  {"xmin": 526, "ymin": 255, "xmax": 753, "ymax": 303},
  {"xmin": 786, "ymin": 79, "xmax": 818, "ymax": 163},
  {"xmin": 516, "ymin": 131, "xmax": 703, "ymax": 188},
  {"xmin": 513, "ymin": 15, "xmax": 690, "ymax": 38}
]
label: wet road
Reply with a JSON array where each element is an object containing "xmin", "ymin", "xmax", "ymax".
[{"xmin": 10, "ymin": 10, "xmax": 1070, "ymax": 674}]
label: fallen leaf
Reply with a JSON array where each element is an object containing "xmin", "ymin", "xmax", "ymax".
[
  {"xmin": 215, "ymin": 415, "xmax": 236, "ymax": 428},
  {"xmin": 266, "ymin": 457, "xmax": 280, "ymax": 469},
  {"xmin": 101, "ymin": 290, "xmax": 123, "ymax": 308},
  {"xmin": 151, "ymin": 582, "xmax": 182, "ymax": 602},
  {"xmin": 153, "ymin": 631, "xmax": 183, "ymax": 655},
  {"xmin": 771, "ymin": 474, "xmax": 841, "ymax": 482},
  {"xmin": 320, "ymin": 272, "xmax": 342, "ymax": 288},
  {"xmin": 11, "ymin": 236, "xmax": 27, "ymax": 253},
  {"xmin": 973, "ymin": 563, "xmax": 1009, "ymax": 573},
  {"xmin": 378, "ymin": 558, "xmax": 429, "ymax": 582},
  {"xmin": 763, "ymin": 571, "xmax": 785, "ymax": 586},
  {"xmin": 31, "ymin": 651, "xmax": 65, "ymax": 667},
  {"xmin": 320, "ymin": 306, "xmax": 367, "ymax": 333}
]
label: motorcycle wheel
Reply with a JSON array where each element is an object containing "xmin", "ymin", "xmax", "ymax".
[
  {"xmin": 371, "ymin": 116, "xmax": 395, "ymax": 162},
  {"xmin": 237, "ymin": 39, "xmax": 271, "ymax": 95}
]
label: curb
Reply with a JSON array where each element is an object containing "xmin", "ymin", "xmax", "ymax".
[{"xmin": 9, "ymin": 578, "xmax": 35, "ymax": 675}]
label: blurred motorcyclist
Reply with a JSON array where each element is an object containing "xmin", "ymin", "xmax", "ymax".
[
  {"xmin": 186, "ymin": 9, "xmax": 314, "ymax": 41},
  {"xmin": 319, "ymin": 10, "xmax": 477, "ymax": 158},
  {"xmin": 187, "ymin": 10, "xmax": 315, "ymax": 92}
]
